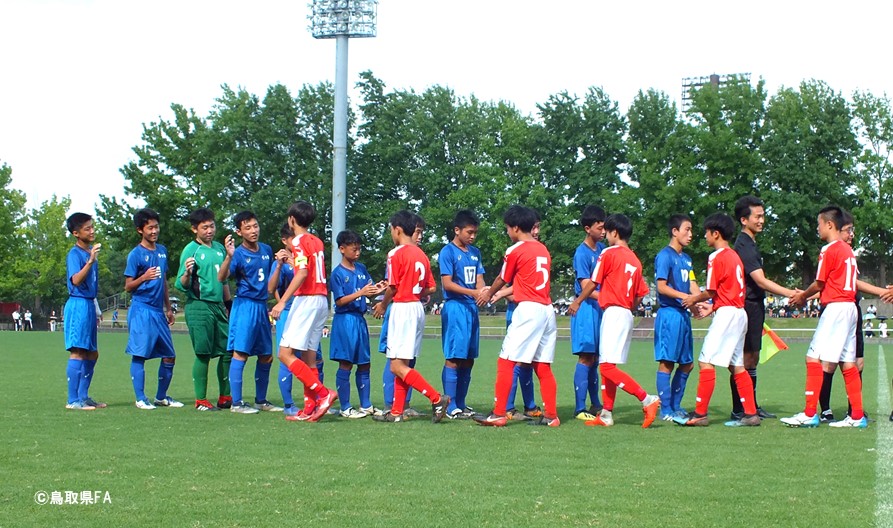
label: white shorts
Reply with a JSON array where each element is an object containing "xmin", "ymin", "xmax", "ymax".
[
  {"xmin": 699, "ymin": 306, "xmax": 747, "ymax": 367},
  {"xmin": 499, "ymin": 302, "xmax": 556, "ymax": 364},
  {"xmin": 599, "ymin": 306, "xmax": 634, "ymax": 364},
  {"xmin": 807, "ymin": 302, "xmax": 857, "ymax": 363},
  {"xmin": 386, "ymin": 302, "xmax": 425, "ymax": 360},
  {"xmin": 280, "ymin": 295, "xmax": 328, "ymax": 352}
]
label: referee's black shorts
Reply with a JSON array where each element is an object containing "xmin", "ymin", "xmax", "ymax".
[{"xmin": 743, "ymin": 300, "xmax": 765, "ymax": 354}]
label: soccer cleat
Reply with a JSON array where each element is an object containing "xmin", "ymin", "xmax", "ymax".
[
  {"xmin": 154, "ymin": 397, "xmax": 185, "ymax": 408},
  {"xmin": 780, "ymin": 412, "xmax": 820, "ymax": 428},
  {"xmin": 217, "ymin": 396, "xmax": 233, "ymax": 409},
  {"xmin": 327, "ymin": 406, "xmax": 340, "ymax": 415},
  {"xmin": 135, "ymin": 399, "xmax": 157, "ymax": 410},
  {"xmin": 231, "ymin": 401, "xmax": 260, "ymax": 414},
  {"xmin": 195, "ymin": 399, "xmax": 219, "ymax": 411},
  {"xmin": 372, "ymin": 412, "xmax": 404, "ymax": 423},
  {"xmin": 528, "ymin": 416, "xmax": 561, "ymax": 427},
  {"xmin": 661, "ymin": 412, "xmax": 676, "ymax": 422},
  {"xmin": 724, "ymin": 414, "xmax": 761, "ymax": 427},
  {"xmin": 65, "ymin": 401, "xmax": 96, "ymax": 411},
  {"xmin": 756, "ymin": 407, "xmax": 777, "ymax": 419},
  {"xmin": 448, "ymin": 408, "xmax": 472, "ymax": 420},
  {"xmin": 254, "ymin": 400, "xmax": 284, "ymax": 412},
  {"xmin": 285, "ymin": 410, "xmax": 313, "ymax": 422},
  {"xmin": 523, "ymin": 406, "xmax": 544, "ymax": 419},
  {"xmin": 829, "ymin": 415, "xmax": 869, "ymax": 428},
  {"xmin": 585, "ymin": 409, "xmax": 614, "ymax": 427},
  {"xmin": 432, "ymin": 395, "xmax": 450, "ymax": 423},
  {"xmin": 505, "ymin": 409, "xmax": 528, "ymax": 421},
  {"xmin": 642, "ymin": 394, "xmax": 660, "ymax": 428},
  {"xmin": 308, "ymin": 390, "xmax": 338, "ymax": 422},
  {"xmin": 588, "ymin": 404, "xmax": 604, "ymax": 416},
  {"xmin": 283, "ymin": 405, "xmax": 299, "ymax": 418},
  {"xmin": 729, "ymin": 411, "xmax": 744, "ymax": 421},
  {"xmin": 575, "ymin": 411, "xmax": 598, "ymax": 421},
  {"xmin": 403, "ymin": 407, "xmax": 427, "ymax": 418},
  {"xmin": 340, "ymin": 407, "xmax": 369, "ymax": 419},
  {"xmin": 820, "ymin": 410, "xmax": 835, "ymax": 424},
  {"xmin": 371, "ymin": 407, "xmax": 389, "ymax": 417},
  {"xmin": 473, "ymin": 413, "xmax": 507, "ymax": 427},
  {"xmin": 83, "ymin": 398, "xmax": 107, "ymax": 409},
  {"xmin": 673, "ymin": 412, "xmax": 709, "ymax": 427},
  {"xmin": 360, "ymin": 406, "xmax": 383, "ymax": 416}
]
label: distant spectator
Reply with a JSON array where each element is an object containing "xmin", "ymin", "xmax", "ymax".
[
  {"xmin": 50, "ymin": 310, "xmax": 58, "ymax": 332},
  {"xmin": 864, "ymin": 320, "xmax": 874, "ymax": 338},
  {"xmin": 23, "ymin": 309, "xmax": 32, "ymax": 330},
  {"xmin": 12, "ymin": 309, "xmax": 21, "ymax": 331},
  {"xmin": 879, "ymin": 320, "xmax": 888, "ymax": 339}
]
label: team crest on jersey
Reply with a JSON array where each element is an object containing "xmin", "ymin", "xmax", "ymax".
[
  {"xmin": 201, "ymin": 254, "xmax": 206, "ymax": 260},
  {"xmin": 145, "ymin": 255, "xmax": 149, "ymax": 262},
  {"xmin": 246, "ymin": 257, "xmax": 251, "ymax": 263}
]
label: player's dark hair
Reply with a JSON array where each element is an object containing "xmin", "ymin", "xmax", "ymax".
[
  {"xmin": 390, "ymin": 210, "xmax": 417, "ymax": 237},
  {"xmin": 188, "ymin": 207, "xmax": 215, "ymax": 227},
  {"xmin": 287, "ymin": 201, "xmax": 316, "ymax": 227},
  {"xmin": 668, "ymin": 214, "xmax": 692, "ymax": 238},
  {"xmin": 841, "ymin": 209, "xmax": 854, "ymax": 228},
  {"xmin": 704, "ymin": 213, "xmax": 735, "ymax": 241},
  {"xmin": 734, "ymin": 195, "xmax": 764, "ymax": 224},
  {"xmin": 503, "ymin": 205, "xmax": 538, "ymax": 232},
  {"xmin": 604, "ymin": 214, "xmax": 633, "ymax": 241},
  {"xmin": 336, "ymin": 230, "xmax": 363, "ymax": 247},
  {"xmin": 133, "ymin": 208, "xmax": 160, "ymax": 229},
  {"xmin": 453, "ymin": 210, "xmax": 479, "ymax": 230},
  {"xmin": 818, "ymin": 205, "xmax": 845, "ymax": 230},
  {"xmin": 66, "ymin": 212, "xmax": 93, "ymax": 233},
  {"xmin": 232, "ymin": 210, "xmax": 258, "ymax": 230},
  {"xmin": 413, "ymin": 213, "xmax": 426, "ymax": 230},
  {"xmin": 581, "ymin": 205, "xmax": 606, "ymax": 228},
  {"xmin": 279, "ymin": 222, "xmax": 292, "ymax": 240}
]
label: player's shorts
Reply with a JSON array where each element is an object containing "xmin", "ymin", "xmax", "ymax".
[
  {"xmin": 743, "ymin": 300, "xmax": 765, "ymax": 353},
  {"xmin": 699, "ymin": 306, "xmax": 747, "ymax": 367},
  {"xmin": 377, "ymin": 303, "xmax": 391, "ymax": 353},
  {"xmin": 807, "ymin": 302, "xmax": 857, "ymax": 363},
  {"xmin": 275, "ymin": 306, "xmax": 290, "ymax": 348},
  {"xmin": 125, "ymin": 301, "xmax": 176, "ymax": 359},
  {"xmin": 227, "ymin": 297, "xmax": 273, "ymax": 356},
  {"xmin": 654, "ymin": 306, "xmax": 693, "ymax": 364},
  {"xmin": 184, "ymin": 300, "xmax": 230, "ymax": 358},
  {"xmin": 570, "ymin": 298, "xmax": 601, "ymax": 355},
  {"xmin": 64, "ymin": 296, "xmax": 97, "ymax": 352},
  {"xmin": 505, "ymin": 302, "xmax": 516, "ymax": 328},
  {"xmin": 386, "ymin": 302, "xmax": 425, "ymax": 360},
  {"xmin": 598, "ymin": 306, "xmax": 634, "ymax": 364},
  {"xmin": 499, "ymin": 301, "xmax": 556, "ymax": 364},
  {"xmin": 330, "ymin": 311, "xmax": 371, "ymax": 365},
  {"xmin": 855, "ymin": 303, "xmax": 864, "ymax": 359},
  {"xmin": 281, "ymin": 295, "xmax": 328, "ymax": 352},
  {"xmin": 441, "ymin": 300, "xmax": 480, "ymax": 360}
]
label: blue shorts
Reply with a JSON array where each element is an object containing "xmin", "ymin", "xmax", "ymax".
[
  {"xmin": 329, "ymin": 312, "xmax": 371, "ymax": 365},
  {"xmin": 506, "ymin": 302, "xmax": 515, "ymax": 328},
  {"xmin": 441, "ymin": 300, "xmax": 480, "ymax": 360},
  {"xmin": 570, "ymin": 299, "xmax": 601, "ymax": 355},
  {"xmin": 64, "ymin": 297, "xmax": 97, "ymax": 352},
  {"xmin": 378, "ymin": 303, "xmax": 392, "ymax": 353},
  {"xmin": 654, "ymin": 306, "xmax": 693, "ymax": 364},
  {"xmin": 125, "ymin": 302, "xmax": 176, "ymax": 359},
  {"xmin": 275, "ymin": 307, "xmax": 290, "ymax": 348},
  {"xmin": 227, "ymin": 298, "xmax": 273, "ymax": 356}
]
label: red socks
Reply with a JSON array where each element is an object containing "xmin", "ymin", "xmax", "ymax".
[
  {"xmin": 532, "ymin": 361, "xmax": 557, "ymax": 419},
  {"xmin": 694, "ymin": 368, "xmax": 716, "ymax": 416},
  {"xmin": 804, "ymin": 361, "xmax": 823, "ymax": 417},
  {"xmin": 733, "ymin": 370, "xmax": 757, "ymax": 415},
  {"xmin": 288, "ymin": 359, "xmax": 323, "ymax": 394},
  {"xmin": 600, "ymin": 363, "xmax": 647, "ymax": 401},
  {"xmin": 493, "ymin": 357, "xmax": 516, "ymax": 416},
  {"xmin": 402, "ymin": 369, "xmax": 440, "ymax": 404},
  {"xmin": 842, "ymin": 366, "xmax": 864, "ymax": 420},
  {"xmin": 392, "ymin": 377, "xmax": 408, "ymax": 415}
]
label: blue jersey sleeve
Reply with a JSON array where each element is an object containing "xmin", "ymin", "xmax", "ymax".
[
  {"xmin": 67, "ymin": 248, "xmax": 83, "ymax": 283},
  {"xmin": 331, "ymin": 266, "xmax": 348, "ymax": 301},
  {"xmin": 124, "ymin": 247, "xmax": 142, "ymax": 279},
  {"xmin": 654, "ymin": 248, "xmax": 672, "ymax": 282},
  {"xmin": 573, "ymin": 245, "xmax": 592, "ymax": 282},
  {"xmin": 439, "ymin": 245, "xmax": 456, "ymax": 277},
  {"xmin": 229, "ymin": 247, "xmax": 241, "ymax": 278}
]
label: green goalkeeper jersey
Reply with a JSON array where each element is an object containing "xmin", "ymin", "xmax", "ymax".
[{"xmin": 175, "ymin": 240, "xmax": 227, "ymax": 302}]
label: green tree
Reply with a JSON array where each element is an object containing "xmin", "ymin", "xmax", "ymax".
[
  {"xmin": 14, "ymin": 196, "xmax": 72, "ymax": 313},
  {"xmin": 0, "ymin": 162, "xmax": 27, "ymax": 299}
]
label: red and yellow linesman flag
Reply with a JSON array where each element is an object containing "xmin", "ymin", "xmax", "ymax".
[{"xmin": 760, "ymin": 323, "xmax": 789, "ymax": 364}]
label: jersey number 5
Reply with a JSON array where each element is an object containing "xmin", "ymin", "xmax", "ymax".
[{"xmin": 535, "ymin": 257, "xmax": 549, "ymax": 291}]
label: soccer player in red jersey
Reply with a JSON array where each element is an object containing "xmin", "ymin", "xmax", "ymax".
[
  {"xmin": 674, "ymin": 213, "xmax": 760, "ymax": 427},
  {"xmin": 569, "ymin": 214, "xmax": 659, "ymax": 428},
  {"xmin": 474, "ymin": 205, "xmax": 560, "ymax": 427},
  {"xmin": 272, "ymin": 201, "xmax": 337, "ymax": 422},
  {"xmin": 783, "ymin": 206, "xmax": 892, "ymax": 428},
  {"xmin": 371, "ymin": 210, "xmax": 449, "ymax": 423}
]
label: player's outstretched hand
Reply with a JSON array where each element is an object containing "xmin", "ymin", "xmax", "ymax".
[
  {"xmin": 224, "ymin": 234, "xmax": 235, "ymax": 256},
  {"xmin": 360, "ymin": 282, "xmax": 380, "ymax": 297},
  {"xmin": 567, "ymin": 300, "xmax": 580, "ymax": 316},
  {"xmin": 270, "ymin": 301, "xmax": 285, "ymax": 320},
  {"xmin": 372, "ymin": 302, "xmax": 386, "ymax": 319},
  {"xmin": 475, "ymin": 286, "xmax": 491, "ymax": 307},
  {"xmin": 789, "ymin": 291, "xmax": 806, "ymax": 307},
  {"xmin": 880, "ymin": 285, "xmax": 893, "ymax": 304},
  {"xmin": 681, "ymin": 294, "xmax": 699, "ymax": 309}
]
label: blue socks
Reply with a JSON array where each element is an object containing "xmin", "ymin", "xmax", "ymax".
[
  {"xmin": 78, "ymin": 359, "xmax": 97, "ymax": 401},
  {"xmin": 573, "ymin": 362, "xmax": 590, "ymax": 414},
  {"xmin": 382, "ymin": 359, "xmax": 395, "ymax": 407},
  {"xmin": 456, "ymin": 366, "xmax": 472, "ymax": 410},
  {"xmin": 356, "ymin": 368, "xmax": 371, "ymax": 409},
  {"xmin": 518, "ymin": 364, "xmax": 535, "ymax": 410},
  {"xmin": 336, "ymin": 368, "xmax": 352, "ymax": 411},
  {"xmin": 656, "ymin": 370, "xmax": 672, "ymax": 413},
  {"xmin": 229, "ymin": 358, "xmax": 246, "ymax": 403},
  {"xmin": 587, "ymin": 362, "xmax": 601, "ymax": 408},
  {"xmin": 254, "ymin": 361, "xmax": 271, "ymax": 403},
  {"xmin": 443, "ymin": 365, "xmax": 459, "ymax": 413},
  {"xmin": 156, "ymin": 361, "xmax": 174, "ymax": 401},
  {"xmin": 671, "ymin": 369, "xmax": 690, "ymax": 412},
  {"xmin": 66, "ymin": 358, "xmax": 83, "ymax": 404},
  {"xmin": 278, "ymin": 362, "xmax": 294, "ymax": 407},
  {"xmin": 130, "ymin": 358, "xmax": 147, "ymax": 402}
]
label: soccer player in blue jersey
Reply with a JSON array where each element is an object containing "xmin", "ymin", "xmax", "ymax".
[
  {"xmin": 330, "ymin": 230, "xmax": 387, "ymax": 418},
  {"xmin": 439, "ymin": 210, "xmax": 487, "ymax": 419},
  {"xmin": 653, "ymin": 214, "xmax": 700, "ymax": 421},
  {"xmin": 123, "ymin": 209, "xmax": 182, "ymax": 410},
  {"xmin": 218, "ymin": 211, "xmax": 282, "ymax": 414},
  {"xmin": 570, "ymin": 205, "xmax": 607, "ymax": 421},
  {"xmin": 63, "ymin": 213, "xmax": 104, "ymax": 410}
]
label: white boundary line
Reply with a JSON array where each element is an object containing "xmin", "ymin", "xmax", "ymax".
[{"xmin": 877, "ymin": 345, "xmax": 892, "ymax": 527}]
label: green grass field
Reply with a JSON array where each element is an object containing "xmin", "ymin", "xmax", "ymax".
[{"xmin": 1, "ymin": 331, "xmax": 889, "ymax": 527}]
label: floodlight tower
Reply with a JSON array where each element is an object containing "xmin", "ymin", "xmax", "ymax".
[{"xmin": 310, "ymin": 0, "xmax": 377, "ymax": 273}]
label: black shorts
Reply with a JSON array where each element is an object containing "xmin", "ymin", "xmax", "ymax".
[
  {"xmin": 743, "ymin": 301, "xmax": 765, "ymax": 353},
  {"xmin": 855, "ymin": 304, "xmax": 864, "ymax": 359}
]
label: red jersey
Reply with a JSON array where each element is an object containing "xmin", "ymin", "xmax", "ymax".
[
  {"xmin": 593, "ymin": 245, "xmax": 649, "ymax": 310},
  {"xmin": 387, "ymin": 244, "xmax": 435, "ymax": 303},
  {"xmin": 500, "ymin": 240, "xmax": 552, "ymax": 305},
  {"xmin": 291, "ymin": 233, "xmax": 327, "ymax": 296},
  {"xmin": 705, "ymin": 247, "xmax": 745, "ymax": 309},
  {"xmin": 816, "ymin": 239, "xmax": 857, "ymax": 304}
]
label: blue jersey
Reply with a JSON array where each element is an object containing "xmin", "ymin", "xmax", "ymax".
[
  {"xmin": 331, "ymin": 262, "xmax": 372, "ymax": 314},
  {"xmin": 573, "ymin": 241, "xmax": 605, "ymax": 296},
  {"xmin": 229, "ymin": 243, "xmax": 274, "ymax": 301},
  {"xmin": 124, "ymin": 243, "xmax": 170, "ymax": 309},
  {"xmin": 66, "ymin": 245, "xmax": 98, "ymax": 299},
  {"xmin": 272, "ymin": 260, "xmax": 295, "ymax": 299},
  {"xmin": 655, "ymin": 245, "xmax": 694, "ymax": 309},
  {"xmin": 439, "ymin": 242, "xmax": 485, "ymax": 302}
]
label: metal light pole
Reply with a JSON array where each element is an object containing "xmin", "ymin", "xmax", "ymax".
[{"xmin": 309, "ymin": 0, "xmax": 377, "ymax": 273}]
